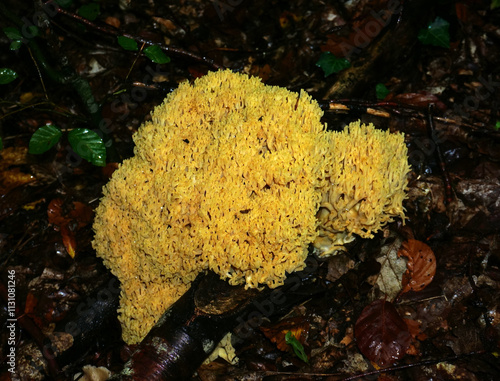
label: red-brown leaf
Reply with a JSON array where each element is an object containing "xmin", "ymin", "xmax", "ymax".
[
  {"xmin": 47, "ymin": 199, "xmax": 93, "ymax": 258},
  {"xmin": 260, "ymin": 316, "xmax": 309, "ymax": 352},
  {"xmin": 354, "ymin": 299, "xmax": 411, "ymax": 367},
  {"xmin": 392, "ymin": 92, "xmax": 447, "ymax": 111},
  {"xmin": 47, "ymin": 198, "xmax": 67, "ymax": 227},
  {"xmin": 398, "ymin": 239, "xmax": 437, "ymax": 294}
]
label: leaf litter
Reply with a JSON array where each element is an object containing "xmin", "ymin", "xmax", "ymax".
[{"xmin": 0, "ymin": 0, "xmax": 499, "ymax": 379}]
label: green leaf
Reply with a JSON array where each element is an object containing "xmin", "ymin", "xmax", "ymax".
[
  {"xmin": 0, "ymin": 68, "xmax": 18, "ymax": 84},
  {"xmin": 10, "ymin": 41, "xmax": 23, "ymax": 50},
  {"xmin": 3, "ymin": 27, "xmax": 23, "ymax": 50},
  {"xmin": 3, "ymin": 27, "xmax": 22, "ymax": 41},
  {"xmin": 68, "ymin": 128, "xmax": 106, "ymax": 166},
  {"xmin": 117, "ymin": 36, "xmax": 138, "ymax": 51},
  {"xmin": 285, "ymin": 331, "xmax": 309, "ymax": 363},
  {"xmin": 492, "ymin": 0, "xmax": 500, "ymax": 9},
  {"xmin": 376, "ymin": 83, "xmax": 390, "ymax": 100},
  {"xmin": 418, "ymin": 17, "xmax": 450, "ymax": 48},
  {"xmin": 55, "ymin": 0, "xmax": 73, "ymax": 7},
  {"xmin": 78, "ymin": 3, "xmax": 100, "ymax": 21},
  {"xmin": 29, "ymin": 125, "xmax": 62, "ymax": 154},
  {"xmin": 495, "ymin": 121, "xmax": 500, "ymax": 131},
  {"xmin": 144, "ymin": 45, "xmax": 170, "ymax": 64},
  {"xmin": 315, "ymin": 52, "xmax": 350, "ymax": 77}
]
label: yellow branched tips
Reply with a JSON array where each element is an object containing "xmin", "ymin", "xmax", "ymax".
[
  {"xmin": 92, "ymin": 70, "xmax": 410, "ymax": 344},
  {"xmin": 315, "ymin": 121, "xmax": 411, "ymax": 255},
  {"xmin": 93, "ymin": 70, "xmax": 331, "ymax": 343}
]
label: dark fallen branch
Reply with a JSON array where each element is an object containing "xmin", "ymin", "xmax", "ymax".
[
  {"xmin": 112, "ymin": 255, "xmax": 330, "ymax": 380},
  {"xmin": 52, "ymin": 276, "xmax": 121, "ymax": 372}
]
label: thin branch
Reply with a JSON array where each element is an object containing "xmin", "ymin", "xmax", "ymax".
[
  {"xmin": 427, "ymin": 103, "xmax": 454, "ymax": 204},
  {"xmin": 43, "ymin": 0, "xmax": 223, "ymax": 71}
]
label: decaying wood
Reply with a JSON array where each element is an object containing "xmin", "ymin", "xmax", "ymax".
[{"xmin": 112, "ymin": 255, "xmax": 331, "ymax": 380}]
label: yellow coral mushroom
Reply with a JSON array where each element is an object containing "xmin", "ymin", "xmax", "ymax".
[
  {"xmin": 315, "ymin": 121, "xmax": 410, "ymax": 255},
  {"xmin": 92, "ymin": 70, "xmax": 410, "ymax": 344}
]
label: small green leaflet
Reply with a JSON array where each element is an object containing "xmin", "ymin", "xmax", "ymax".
[
  {"xmin": 3, "ymin": 26, "xmax": 38, "ymax": 49},
  {"xmin": 3, "ymin": 27, "xmax": 22, "ymax": 40},
  {"xmin": 29, "ymin": 125, "xmax": 62, "ymax": 154},
  {"xmin": 316, "ymin": 52, "xmax": 350, "ymax": 78},
  {"xmin": 0, "ymin": 68, "xmax": 18, "ymax": 84},
  {"xmin": 495, "ymin": 121, "xmax": 500, "ymax": 131},
  {"xmin": 418, "ymin": 17, "xmax": 450, "ymax": 48},
  {"xmin": 285, "ymin": 331, "xmax": 309, "ymax": 363},
  {"xmin": 492, "ymin": 0, "xmax": 500, "ymax": 9},
  {"xmin": 144, "ymin": 45, "xmax": 170, "ymax": 64},
  {"xmin": 3, "ymin": 27, "xmax": 23, "ymax": 50},
  {"xmin": 117, "ymin": 36, "xmax": 138, "ymax": 51},
  {"xmin": 376, "ymin": 83, "xmax": 390, "ymax": 100},
  {"xmin": 78, "ymin": 3, "xmax": 100, "ymax": 21},
  {"xmin": 68, "ymin": 128, "xmax": 106, "ymax": 166},
  {"xmin": 55, "ymin": 0, "xmax": 73, "ymax": 7}
]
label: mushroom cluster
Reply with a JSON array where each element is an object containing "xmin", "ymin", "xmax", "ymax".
[{"xmin": 92, "ymin": 70, "xmax": 410, "ymax": 344}]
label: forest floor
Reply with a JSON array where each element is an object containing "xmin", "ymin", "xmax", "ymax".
[{"xmin": 1, "ymin": 0, "xmax": 500, "ymax": 380}]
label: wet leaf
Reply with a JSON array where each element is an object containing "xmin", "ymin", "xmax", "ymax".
[
  {"xmin": 60, "ymin": 225, "xmax": 77, "ymax": 259},
  {"xmin": 144, "ymin": 45, "xmax": 170, "ymax": 64},
  {"xmin": 68, "ymin": 128, "xmax": 106, "ymax": 166},
  {"xmin": 0, "ymin": 147, "xmax": 35, "ymax": 193},
  {"xmin": 24, "ymin": 292, "xmax": 38, "ymax": 315},
  {"xmin": 3, "ymin": 27, "xmax": 23, "ymax": 50},
  {"xmin": 28, "ymin": 124, "xmax": 62, "ymax": 154},
  {"xmin": 3, "ymin": 27, "xmax": 22, "ymax": 41},
  {"xmin": 47, "ymin": 199, "xmax": 93, "ymax": 258},
  {"xmin": 355, "ymin": 299, "xmax": 411, "ymax": 367},
  {"xmin": 375, "ymin": 234, "xmax": 407, "ymax": 300},
  {"xmin": 117, "ymin": 36, "xmax": 138, "ymax": 51},
  {"xmin": 376, "ymin": 83, "xmax": 390, "ymax": 100},
  {"xmin": 398, "ymin": 239, "xmax": 437, "ymax": 294},
  {"xmin": 71, "ymin": 201, "xmax": 94, "ymax": 228},
  {"xmin": 0, "ymin": 68, "xmax": 18, "ymax": 84},
  {"xmin": 55, "ymin": 0, "xmax": 73, "ymax": 7},
  {"xmin": 260, "ymin": 316, "xmax": 309, "ymax": 352},
  {"xmin": 393, "ymin": 92, "xmax": 447, "ymax": 110},
  {"xmin": 78, "ymin": 3, "xmax": 100, "ymax": 21},
  {"xmin": 418, "ymin": 17, "xmax": 450, "ymax": 48},
  {"xmin": 316, "ymin": 52, "xmax": 350, "ymax": 77}
]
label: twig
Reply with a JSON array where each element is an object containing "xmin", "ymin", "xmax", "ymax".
[
  {"xmin": 43, "ymin": 0, "xmax": 223, "ymax": 71},
  {"xmin": 28, "ymin": 46, "xmax": 49, "ymax": 101},
  {"xmin": 320, "ymin": 99, "xmax": 494, "ymax": 132},
  {"xmin": 427, "ymin": 104, "xmax": 454, "ymax": 204}
]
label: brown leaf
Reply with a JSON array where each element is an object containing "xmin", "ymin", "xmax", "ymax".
[
  {"xmin": 0, "ymin": 147, "xmax": 35, "ymax": 194},
  {"xmin": 392, "ymin": 92, "xmax": 447, "ymax": 110},
  {"xmin": 260, "ymin": 316, "xmax": 309, "ymax": 352},
  {"xmin": 398, "ymin": 239, "xmax": 437, "ymax": 294},
  {"xmin": 47, "ymin": 198, "xmax": 67, "ymax": 227},
  {"xmin": 24, "ymin": 292, "xmax": 38, "ymax": 315},
  {"xmin": 354, "ymin": 299, "xmax": 411, "ymax": 367},
  {"xmin": 47, "ymin": 199, "xmax": 93, "ymax": 258},
  {"xmin": 70, "ymin": 201, "xmax": 94, "ymax": 229}
]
